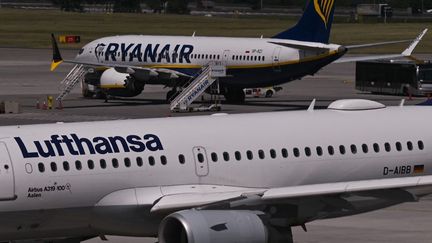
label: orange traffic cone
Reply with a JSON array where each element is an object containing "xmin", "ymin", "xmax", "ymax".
[{"xmin": 42, "ymin": 101, "xmax": 47, "ymax": 110}]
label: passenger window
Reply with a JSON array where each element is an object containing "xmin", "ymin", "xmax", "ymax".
[
  {"xmin": 384, "ymin": 143, "xmax": 391, "ymax": 152},
  {"xmin": 100, "ymin": 159, "xmax": 107, "ymax": 169},
  {"xmin": 178, "ymin": 154, "xmax": 185, "ymax": 164},
  {"xmin": 63, "ymin": 161, "xmax": 70, "ymax": 171},
  {"xmin": 293, "ymin": 148, "xmax": 300, "ymax": 157},
  {"xmin": 124, "ymin": 157, "xmax": 131, "ymax": 167},
  {"xmin": 211, "ymin": 152, "xmax": 218, "ymax": 162},
  {"xmin": 304, "ymin": 147, "xmax": 311, "ymax": 157},
  {"xmin": 38, "ymin": 163, "xmax": 45, "ymax": 173},
  {"xmin": 247, "ymin": 150, "xmax": 253, "ymax": 160},
  {"xmin": 339, "ymin": 145, "xmax": 346, "ymax": 155},
  {"xmin": 350, "ymin": 144, "xmax": 357, "ymax": 154},
  {"xmin": 148, "ymin": 156, "xmax": 155, "ymax": 166},
  {"xmin": 223, "ymin": 152, "xmax": 230, "ymax": 161},
  {"xmin": 362, "ymin": 144, "xmax": 368, "ymax": 153},
  {"xmin": 316, "ymin": 146, "xmax": 323, "ymax": 156},
  {"xmin": 235, "ymin": 151, "xmax": 241, "ymax": 161},
  {"xmin": 407, "ymin": 141, "xmax": 413, "ymax": 151},
  {"xmin": 75, "ymin": 160, "xmax": 82, "ymax": 170},
  {"xmin": 161, "ymin": 155, "xmax": 167, "ymax": 165},
  {"xmin": 396, "ymin": 142, "xmax": 402, "ymax": 151},
  {"xmin": 258, "ymin": 150, "xmax": 265, "ymax": 159},
  {"xmin": 418, "ymin": 140, "xmax": 424, "ymax": 150},
  {"xmin": 373, "ymin": 143, "xmax": 380, "ymax": 153},
  {"xmin": 88, "ymin": 160, "xmax": 95, "ymax": 170},
  {"xmin": 281, "ymin": 148, "xmax": 288, "ymax": 158},
  {"xmin": 270, "ymin": 149, "xmax": 276, "ymax": 159},
  {"xmin": 112, "ymin": 158, "xmax": 119, "ymax": 168},
  {"xmin": 50, "ymin": 162, "xmax": 57, "ymax": 172},
  {"xmin": 137, "ymin": 157, "xmax": 144, "ymax": 167},
  {"xmin": 328, "ymin": 146, "xmax": 334, "ymax": 155}
]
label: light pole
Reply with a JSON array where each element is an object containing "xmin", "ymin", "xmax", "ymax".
[{"xmin": 422, "ymin": 0, "xmax": 424, "ymax": 13}]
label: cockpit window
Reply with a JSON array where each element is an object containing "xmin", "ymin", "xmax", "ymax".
[{"xmin": 78, "ymin": 48, "xmax": 84, "ymax": 55}]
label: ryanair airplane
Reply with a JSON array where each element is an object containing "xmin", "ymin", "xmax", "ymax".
[
  {"xmin": 0, "ymin": 99, "xmax": 432, "ymax": 243},
  {"xmin": 52, "ymin": 0, "xmax": 426, "ymax": 102}
]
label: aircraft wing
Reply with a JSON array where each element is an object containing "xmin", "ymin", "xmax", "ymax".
[
  {"xmin": 334, "ymin": 29, "xmax": 428, "ymax": 63},
  {"xmin": 148, "ymin": 175, "xmax": 432, "ymax": 213}
]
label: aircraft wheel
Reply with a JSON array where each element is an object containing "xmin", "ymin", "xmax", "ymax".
[
  {"xmin": 265, "ymin": 90, "xmax": 274, "ymax": 98},
  {"xmin": 81, "ymin": 80, "xmax": 94, "ymax": 98}
]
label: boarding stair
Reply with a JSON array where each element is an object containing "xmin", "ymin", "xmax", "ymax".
[
  {"xmin": 56, "ymin": 64, "xmax": 87, "ymax": 101},
  {"xmin": 170, "ymin": 62, "xmax": 226, "ymax": 112}
]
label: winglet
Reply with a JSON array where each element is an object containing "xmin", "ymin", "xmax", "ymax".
[
  {"xmin": 51, "ymin": 33, "xmax": 63, "ymax": 71},
  {"xmin": 402, "ymin": 29, "xmax": 428, "ymax": 57},
  {"xmin": 307, "ymin": 99, "xmax": 316, "ymax": 112}
]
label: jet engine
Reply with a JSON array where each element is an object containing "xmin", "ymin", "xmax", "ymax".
[
  {"xmin": 158, "ymin": 210, "xmax": 269, "ymax": 243},
  {"xmin": 100, "ymin": 68, "xmax": 129, "ymax": 89},
  {"xmin": 98, "ymin": 68, "xmax": 144, "ymax": 97}
]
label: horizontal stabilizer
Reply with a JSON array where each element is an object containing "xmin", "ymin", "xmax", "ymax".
[{"xmin": 268, "ymin": 41, "xmax": 330, "ymax": 52}]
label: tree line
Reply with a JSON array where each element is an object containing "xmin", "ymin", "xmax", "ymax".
[{"xmin": 51, "ymin": 0, "xmax": 432, "ymax": 14}]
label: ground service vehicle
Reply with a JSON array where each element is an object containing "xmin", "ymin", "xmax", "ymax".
[{"xmin": 356, "ymin": 60, "xmax": 432, "ymax": 96}]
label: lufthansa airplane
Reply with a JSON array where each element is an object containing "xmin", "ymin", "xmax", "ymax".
[
  {"xmin": 51, "ymin": 0, "xmax": 427, "ymax": 102},
  {"xmin": 0, "ymin": 99, "xmax": 432, "ymax": 243}
]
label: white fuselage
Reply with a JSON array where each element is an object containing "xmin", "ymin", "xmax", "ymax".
[
  {"xmin": 77, "ymin": 35, "xmax": 342, "ymax": 68},
  {"xmin": 0, "ymin": 105, "xmax": 430, "ymax": 240},
  {"xmin": 76, "ymin": 35, "xmax": 344, "ymax": 88}
]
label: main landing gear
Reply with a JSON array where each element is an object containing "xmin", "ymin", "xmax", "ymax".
[{"xmin": 223, "ymin": 87, "xmax": 245, "ymax": 104}]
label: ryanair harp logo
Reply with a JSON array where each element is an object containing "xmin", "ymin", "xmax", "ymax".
[{"xmin": 314, "ymin": 0, "xmax": 334, "ymax": 27}]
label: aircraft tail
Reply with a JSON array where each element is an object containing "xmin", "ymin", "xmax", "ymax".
[{"xmin": 272, "ymin": 0, "xmax": 335, "ymax": 44}]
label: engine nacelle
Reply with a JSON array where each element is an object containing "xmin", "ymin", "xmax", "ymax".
[
  {"xmin": 158, "ymin": 210, "xmax": 268, "ymax": 243},
  {"xmin": 100, "ymin": 68, "xmax": 129, "ymax": 89}
]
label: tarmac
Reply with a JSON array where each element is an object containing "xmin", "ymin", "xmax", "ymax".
[{"xmin": 0, "ymin": 47, "xmax": 431, "ymax": 242}]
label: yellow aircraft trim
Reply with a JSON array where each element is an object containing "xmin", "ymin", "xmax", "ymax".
[{"xmin": 50, "ymin": 60, "xmax": 63, "ymax": 71}]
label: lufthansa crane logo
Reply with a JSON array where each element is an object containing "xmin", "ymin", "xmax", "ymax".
[{"xmin": 314, "ymin": 0, "xmax": 334, "ymax": 28}]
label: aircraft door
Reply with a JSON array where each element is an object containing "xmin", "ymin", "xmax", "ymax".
[
  {"xmin": 223, "ymin": 50, "xmax": 231, "ymax": 64},
  {"xmin": 272, "ymin": 47, "xmax": 281, "ymax": 72},
  {"xmin": 193, "ymin": 146, "xmax": 209, "ymax": 177},
  {"xmin": 0, "ymin": 142, "xmax": 15, "ymax": 200}
]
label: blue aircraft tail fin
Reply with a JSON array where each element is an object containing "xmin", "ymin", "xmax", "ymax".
[{"xmin": 272, "ymin": 0, "xmax": 335, "ymax": 44}]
